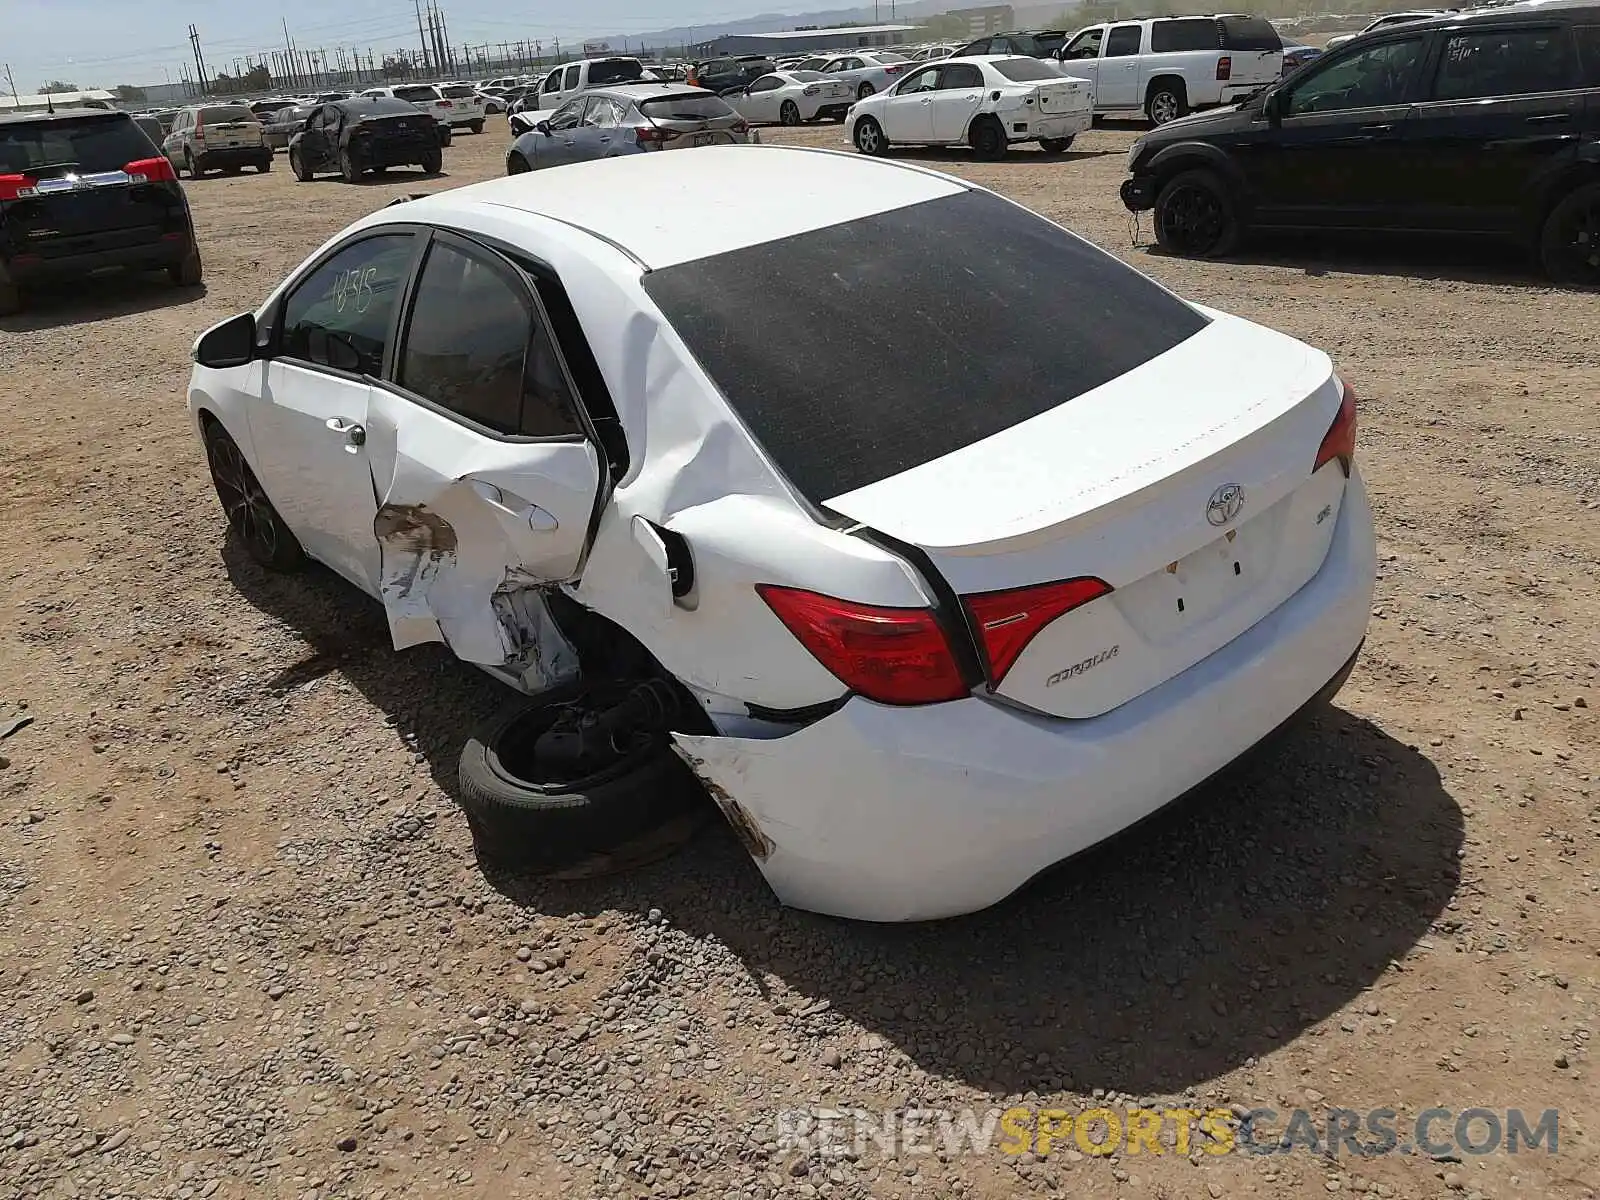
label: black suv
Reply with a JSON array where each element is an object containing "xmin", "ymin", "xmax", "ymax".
[
  {"xmin": 1121, "ymin": 5, "xmax": 1600, "ymax": 283},
  {"xmin": 953, "ymin": 30, "xmax": 1070, "ymax": 59},
  {"xmin": 690, "ymin": 56, "xmax": 778, "ymax": 94},
  {"xmin": 0, "ymin": 108, "xmax": 200, "ymax": 316}
]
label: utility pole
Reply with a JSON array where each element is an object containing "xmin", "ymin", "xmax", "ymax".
[
  {"xmin": 3, "ymin": 64, "xmax": 18, "ymax": 110},
  {"xmin": 189, "ymin": 24, "xmax": 210, "ymax": 95},
  {"xmin": 414, "ymin": 0, "xmax": 433, "ymax": 74}
]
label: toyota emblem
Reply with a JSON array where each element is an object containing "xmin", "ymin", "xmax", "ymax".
[{"xmin": 1206, "ymin": 483, "xmax": 1245, "ymax": 527}]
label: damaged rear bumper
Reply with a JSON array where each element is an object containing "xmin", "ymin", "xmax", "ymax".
[{"xmin": 673, "ymin": 469, "xmax": 1375, "ymax": 922}]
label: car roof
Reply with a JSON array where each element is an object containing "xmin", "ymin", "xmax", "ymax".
[
  {"xmin": 587, "ymin": 83, "xmax": 715, "ymax": 100},
  {"xmin": 1359, "ymin": 0, "xmax": 1597, "ymax": 32},
  {"xmin": 0, "ymin": 107, "xmax": 133, "ymax": 126},
  {"xmin": 390, "ymin": 145, "xmax": 968, "ymax": 270}
]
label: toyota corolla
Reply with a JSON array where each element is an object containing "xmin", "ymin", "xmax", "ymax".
[{"xmin": 186, "ymin": 145, "xmax": 1375, "ymax": 921}]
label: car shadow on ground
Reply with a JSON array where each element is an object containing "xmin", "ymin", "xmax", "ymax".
[
  {"xmin": 0, "ymin": 276, "xmax": 207, "ymax": 333},
  {"xmin": 1147, "ymin": 231, "xmax": 1569, "ymax": 290},
  {"xmin": 225, "ymin": 541, "xmax": 1461, "ymax": 1097},
  {"xmin": 886, "ymin": 145, "xmax": 1120, "ymax": 167}
]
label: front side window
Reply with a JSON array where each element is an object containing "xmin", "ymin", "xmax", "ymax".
[
  {"xmin": 547, "ymin": 99, "xmax": 584, "ymax": 130},
  {"xmin": 542, "ymin": 72, "xmax": 561, "ymax": 94},
  {"xmin": 399, "ymin": 240, "xmax": 583, "ymax": 438},
  {"xmin": 280, "ymin": 234, "xmax": 415, "ymax": 375},
  {"xmin": 897, "ymin": 66, "xmax": 942, "ymax": 94},
  {"xmin": 1106, "ymin": 25, "xmax": 1143, "ymax": 57},
  {"xmin": 1432, "ymin": 28, "xmax": 1576, "ymax": 100},
  {"xmin": 1064, "ymin": 28, "xmax": 1105, "ymax": 59},
  {"xmin": 1287, "ymin": 36, "xmax": 1425, "ymax": 114}
]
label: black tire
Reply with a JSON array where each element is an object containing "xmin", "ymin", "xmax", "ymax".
[
  {"xmin": 1153, "ymin": 168, "xmax": 1241, "ymax": 258},
  {"xmin": 203, "ymin": 422, "xmax": 305, "ymax": 571},
  {"xmin": 439, "ymin": 127, "xmax": 452, "ymax": 148},
  {"xmin": 470, "ymin": 119, "xmax": 485, "ymax": 134},
  {"xmin": 1146, "ymin": 81, "xmax": 1189, "ymax": 126},
  {"xmin": 780, "ymin": 100, "xmax": 801, "ymax": 126},
  {"xmin": 969, "ymin": 116, "xmax": 1007, "ymax": 161},
  {"xmin": 857, "ymin": 81, "xmax": 875, "ymax": 100},
  {"xmin": 255, "ymin": 157, "xmax": 271, "ymax": 173},
  {"xmin": 1039, "ymin": 136, "xmax": 1074, "ymax": 154},
  {"xmin": 290, "ymin": 148, "xmax": 313, "ymax": 182},
  {"xmin": 0, "ymin": 282, "xmax": 20, "ymax": 318},
  {"xmin": 184, "ymin": 149, "xmax": 199, "ymax": 178},
  {"xmin": 168, "ymin": 247, "xmax": 203, "ymax": 287},
  {"xmin": 223, "ymin": 164, "xmax": 242, "ymax": 176},
  {"xmin": 1539, "ymin": 181, "xmax": 1600, "ymax": 287},
  {"xmin": 457, "ymin": 684, "xmax": 709, "ymax": 875},
  {"xmin": 852, "ymin": 116, "xmax": 888, "ymax": 157},
  {"xmin": 340, "ymin": 148, "xmax": 362, "ymax": 183},
  {"xmin": 506, "ymin": 151, "xmax": 531, "ymax": 175},
  {"xmin": 421, "ymin": 149, "xmax": 442, "ymax": 175}
]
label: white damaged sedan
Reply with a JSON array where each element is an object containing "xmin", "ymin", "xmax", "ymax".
[{"xmin": 188, "ymin": 145, "xmax": 1375, "ymax": 922}]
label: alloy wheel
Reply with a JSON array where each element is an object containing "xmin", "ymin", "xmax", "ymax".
[
  {"xmin": 1159, "ymin": 181, "xmax": 1227, "ymax": 255},
  {"xmin": 1149, "ymin": 91, "xmax": 1180, "ymax": 125},
  {"xmin": 1556, "ymin": 198, "xmax": 1600, "ymax": 284},
  {"xmin": 207, "ymin": 435, "xmax": 280, "ymax": 561}
]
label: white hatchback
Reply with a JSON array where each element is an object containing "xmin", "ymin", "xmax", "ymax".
[
  {"xmin": 848, "ymin": 56, "xmax": 1093, "ymax": 158},
  {"xmin": 187, "ymin": 146, "xmax": 1375, "ymax": 922}
]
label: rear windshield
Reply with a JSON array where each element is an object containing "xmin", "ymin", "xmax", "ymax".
[
  {"xmin": 440, "ymin": 85, "xmax": 476, "ymax": 98},
  {"xmin": 791, "ymin": 70, "xmax": 828, "ymax": 81},
  {"xmin": 876, "ymin": 52, "xmax": 910, "ymax": 62},
  {"xmin": 393, "ymin": 86, "xmax": 439, "ymax": 102},
  {"xmin": 590, "ymin": 59, "xmax": 645, "ymax": 85},
  {"xmin": 643, "ymin": 190, "xmax": 1208, "ymax": 502},
  {"xmin": 638, "ymin": 93, "xmax": 734, "ymax": 120},
  {"xmin": 1026, "ymin": 32, "xmax": 1069, "ymax": 54},
  {"xmin": 1151, "ymin": 18, "xmax": 1221, "ymax": 52},
  {"xmin": 994, "ymin": 57, "xmax": 1059, "ymax": 81},
  {"xmin": 0, "ymin": 113, "xmax": 157, "ymax": 174},
  {"xmin": 1218, "ymin": 16, "xmax": 1282, "ymax": 51},
  {"xmin": 200, "ymin": 105, "xmax": 256, "ymax": 124}
]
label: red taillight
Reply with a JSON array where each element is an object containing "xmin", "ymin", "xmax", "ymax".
[
  {"xmin": 634, "ymin": 124, "xmax": 671, "ymax": 147},
  {"xmin": 439, "ymin": 99, "xmax": 453, "ymax": 107},
  {"xmin": 963, "ymin": 577, "xmax": 1113, "ymax": 685},
  {"xmin": 728, "ymin": 118, "xmax": 748, "ymax": 134},
  {"xmin": 125, "ymin": 156, "xmax": 177, "ymax": 184},
  {"xmin": 885, "ymin": 64, "xmax": 905, "ymax": 74},
  {"xmin": 1314, "ymin": 380, "xmax": 1358, "ymax": 475},
  {"xmin": 1216, "ymin": 55, "xmax": 1232, "ymax": 80},
  {"xmin": 0, "ymin": 173, "xmax": 39, "ymax": 201},
  {"xmin": 756, "ymin": 585, "xmax": 967, "ymax": 706}
]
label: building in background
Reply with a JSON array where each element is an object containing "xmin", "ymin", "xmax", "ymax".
[
  {"xmin": 698, "ymin": 24, "xmax": 919, "ymax": 57},
  {"xmin": 944, "ymin": 6, "xmax": 1018, "ymax": 38}
]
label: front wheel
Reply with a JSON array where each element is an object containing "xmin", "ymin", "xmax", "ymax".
[
  {"xmin": 469, "ymin": 119, "xmax": 485, "ymax": 134},
  {"xmin": 779, "ymin": 100, "xmax": 801, "ymax": 126},
  {"xmin": 1153, "ymin": 168, "xmax": 1240, "ymax": 258},
  {"xmin": 1038, "ymin": 136, "xmax": 1074, "ymax": 154},
  {"xmin": 420, "ymin": 150, "xmax": 442, "ymax": 174},
  {"xmin": 506, "ymin": 152, "xmax": 531, "ymax": 175},
  {"xmin": 1539, "ymin": 181, "xmax": 1600, "ymax": 287},
  {"xmin": 969, "ymin": 116, "xmax": 1006, "ymax": 161},
  {"xmin": 852, "ymin": 116, "xmax": 888, "ymax": 157},
  {"xmin": 290, "ymin": 148, "xmax": 312, "ymax": 181},
  {"xmin": 203, "ymin": 424, "xmax": 305, "ymax": 572},
  {"xmin": 255, "ymin": 157, "xmax": 271, "ymax": 173}
]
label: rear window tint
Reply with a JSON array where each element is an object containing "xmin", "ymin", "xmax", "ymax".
[
  {"xmin": 1151, "ymin": 18, "xmax": 1221, "ymax": 52},
  {"xmin": 199, "ymin": 106, "xmax": 255, "ymax": 123},
  {"xmin": 0, "ymin": 113, "xmax": 158, "ymax": 174},
  {"xmin": 440, "ymin": 85, "xmax": 476, "ymax": 98},
  {"xmin": 1028, "ymin": 32, "xmax": 1068, "ymax": 55},
  {"xmin": 590, "ymin": 59, "xmax": 645, "ymax": 85},
  {"xmin": 791, "ymin": 70, "xmax": 828, "ymax": 81},
  {"xmin": 394, "ymin": 86, "xmax": 438, "ymax": 102},
  {"xmin": 642, "ymin": 190, "xmax": 1207, "ymax": 503},
  {"xmin": 877, "ymin": 52, "xmax": 910, "ymax": 62},
  {"xmin": 639, "ymin": 93, "xmax": 734, "ymax": 120},
  {"xmin": 1219, "ymin": 16, "xmax": 1282, "ymax": 51},
  {"xmin": 993, "ymin": 57, "xmax": 1058, "ymax": 81}
]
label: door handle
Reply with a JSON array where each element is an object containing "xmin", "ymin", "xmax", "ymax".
[
  {"xmin": 1525, "ymin": 112, "xmax": 1571, "ymax": 124},
  {"xmin": 1357, "ymin": 123, "xmax": 1394, "ymax": 134},
  {"xmin": 920, "ymin": 97, "xmax": 933, "ymax": 104},
  {"xmin": 325, "ymin": 417, "xmax": 365, "ymax": 451}
]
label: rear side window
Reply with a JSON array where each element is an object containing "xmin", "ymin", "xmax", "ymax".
[
  {"xmin": 440, "ymin": 85, "xmax": 476, "ymax": 98},
  {"xmin": 564, "ymin": 65, "xmax": 581, "ymax": 89},
  {"xmin": 399, "ymin": 240, "xmax": 582, "ymax": 438},
  {"xmin": 1579, "ymin": 26, "xmax": 1600, "ymax": 85},
  {"xmin": 394, "ymin": 86, "xmax": 438, "ymax": 103},
  {"xmin": 1433, "ymin": 27, "xmax": 1577, "ymax": 100},
  {"xmin": 0, "ymin": 113, "xmax": 158, "ymax": 174},
  {"xmin": 642, "ymin": 190, "xmax": 1208, "ymax": 503},
  {"xmin": 940, "ymin": 63, "xmax": 984, "ymax": 88},
  {"xmin": 1151, "ymin": 18, "xmax": 1221, "ymax": 52},
  {"xmin": 589, "ymin": 59, "xmax": 644, "ymax": 85},
  {"xmin": 1218, "ymin": 16, "xmax": 1282, "ymax": 51},
  {"xmin": 199, "ymin": 105, "xmax": 255, "ymax": 124},
  {"xmin": 993, "ymin": 57, "xmax": 1058, "ymax": 82},
  {"xmin": 638, "ymin": 93, "xmax": 734, "ymax": 120}
]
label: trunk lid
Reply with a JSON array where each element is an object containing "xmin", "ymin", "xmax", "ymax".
[
  {"xmin": 823, "ymin": 314, "xmax": 1348, "ymax": 719},
  {"xmin": 1228, "ymin": 49, "xmax": 1283, "ymax": 86},
  {"xmin": 1033, "ymin": 77, "xmax": 1091, "ymax": 113}
]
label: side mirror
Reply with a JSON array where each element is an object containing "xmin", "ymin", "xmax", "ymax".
[
  {"xmin": 536, "ymin": 119, "xmax": 552, "ymax": 136},
  {"xmin": 1263, "ymin": 89, "xmax": 1284, "ymax": 125},
  {"xmin": 193, "ymin": 313, "xmax": 256, "ymax": 369}
]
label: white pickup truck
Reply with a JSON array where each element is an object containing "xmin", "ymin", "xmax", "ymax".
[
  {"xmin": 509, "ymin": 57, "xmax": 653, "ymax": 133},
  {"xmin": 1056, "ymin": 14, "xmax": 1283, "ymax": 125}
]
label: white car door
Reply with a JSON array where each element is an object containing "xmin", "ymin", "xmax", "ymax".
[
  {"xmin": 879, "ymin": 65, "xmax": 941, "ymax": 141},
  {"xmin": 1096, "ymin": 23, "xmax": 1145, "ymax": 108},
  {"xmin": 362, "ymin": 231, "xmax": 604, "ymax": 670},
  {"xmin": 738, "ymin": 74, "xmax": 785, "ymax": 122},
  {"xmin": 248, "ymin": 231, "xmax": 422, "ymax": 593},
  {"xmin": 928, "ymin": 61, "xmax": 986, "ymax": 141},
  {"xmin": 1060, "ymin": 26, "xmax": 1106, "ymax": 97}
]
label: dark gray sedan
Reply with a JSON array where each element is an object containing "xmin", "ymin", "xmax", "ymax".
[{"xmin": 505, "ymin": 84, "xmax": 753, "ymax": 175}]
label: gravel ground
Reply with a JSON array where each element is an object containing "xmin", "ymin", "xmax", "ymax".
[{"xmin": 0, "ymin": 119, "xmax": 1596, "ymax": 1200}]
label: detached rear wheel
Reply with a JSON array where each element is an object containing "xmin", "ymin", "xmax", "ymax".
[
  {"xmin": 1539, "ymin": 181, "xmax": 1600, "ymax": 287},
  {"xmin": 1153, "ymin": 168, "xmax": 1240, "ymax": 258},
  {"xmin": 458, "ymin": 681, "xmax": 710, "ymax": 876},
  {"xmin": 203, "ymin": 423, "xmax": 305, "ymax": 571}
]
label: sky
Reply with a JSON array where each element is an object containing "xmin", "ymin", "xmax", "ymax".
[{"xmin": 3, "ymin": 0, "xmax": 788, "ymax": 90}]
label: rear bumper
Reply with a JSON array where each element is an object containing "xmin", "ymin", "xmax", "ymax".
[
  {"xmin": 5, "ymin": 234, "xmax": 192, "ymax": 283},
  {"xmin": 358, "ymin": 141, "xmax": 438, "ymax": 166},
  {"xmin": 1006, "ymin": 110, "xmax": 1093, "ymax": 141},
  {"xmin": 196, "ymin": 146, "xmax": 271, "ymax": 167},
  {"xmin": 674, "ymin": 467, "xmax": 1377, "ymax": 922}
]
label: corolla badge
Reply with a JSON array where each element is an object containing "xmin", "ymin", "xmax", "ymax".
[{"xmin": 1206, "ymin": 483, "xmax": 1245, "ymax": 527}]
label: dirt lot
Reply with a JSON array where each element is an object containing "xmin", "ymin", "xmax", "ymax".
[{"xmin": 0, "ymin": 121, "xmax": 1596, "ymax": 1200}]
